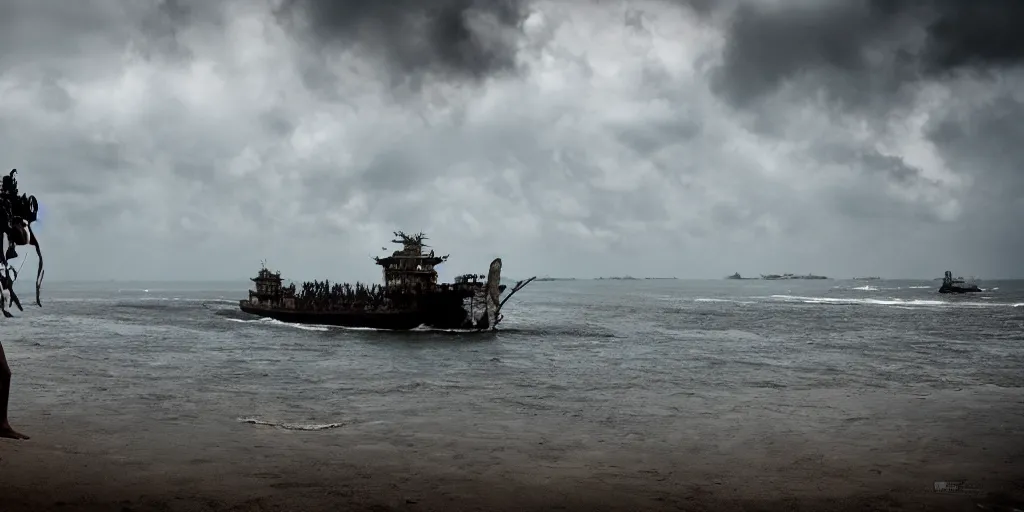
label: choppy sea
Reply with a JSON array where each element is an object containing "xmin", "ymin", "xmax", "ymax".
[{"xmin": 4, "ymin": 278, "xmax": 1023, "ymax": 434}]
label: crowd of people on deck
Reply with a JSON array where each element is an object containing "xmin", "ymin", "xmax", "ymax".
[{"xmin": 296, "ymin": 280, "xmax": 389, "ymax": 310}]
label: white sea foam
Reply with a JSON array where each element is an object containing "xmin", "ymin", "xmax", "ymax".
[
  {"xmin": 239, "ymin": 418, "xmax": 345, "ymax": 431},
  {"xmin": 693, "ymin": 298, "xmax": 756, "ymax": 304},
  {"xmin": 138, "ymin": 297, "xmax": 237, "ymax": 304},
  {"xmin": 411, "ymin": 325, "xmax": 486, "ymax": 333},
  {"xmin": 769, "ymin": 295, "xmax": 1013, "ymax": 308},
  {"xmin": 225, "ymin": 317, "xmax": 329, "ymax": 332},
  {"xmin": 226, "ymin": 318, "xmax": 489, "ymax": 333}
]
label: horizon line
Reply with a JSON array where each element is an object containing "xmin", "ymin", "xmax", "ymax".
[{"xmin": 34, "ymin": 277, "xmax": 1024, "ymax": 283}]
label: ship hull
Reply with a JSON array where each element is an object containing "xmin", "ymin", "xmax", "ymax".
[
  {"xmin": 239, "ymin": 301, "xmax": 486, "ymax": 331},
  {"xmin": 938, "ymin": 285, "xmax": 982, "ymax": 294}
]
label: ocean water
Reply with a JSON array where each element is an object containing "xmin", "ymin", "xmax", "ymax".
[
  {"xmin": 0, "ymin": 277, "xmax": 1021, "ymax": 504},
  {"xmin": 5, "ymin": 278, "xmax": 1022, "ymax": 432}
]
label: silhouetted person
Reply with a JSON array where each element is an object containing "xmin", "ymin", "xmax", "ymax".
[{"xmin": 0, "ymin": 340, "xmax": 29, "ymax": 440}]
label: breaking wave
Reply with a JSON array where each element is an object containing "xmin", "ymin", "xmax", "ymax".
[
  {"xmin": 225, "ymin": 317, "xmax": 329, "ymax": 332},
  {"xmin": 851, "ymin": 285, "xmax": 879, "ymax": 291},
  {"xmin": 411, "ymin": 325, "xmax": 483, "ymax": 333},
  {"xmin": 223, "ymin": 318, "xmax": 488, "ymax": 334},
  {"xmin": 137, "ymin": 297, "xmax": 238, "ymax": 303},
  {"xmin": 769, "ymin": 295, "xmax": 1014, "ymax": 308},
  {"xmin": 693, "ymin": 298, "xmax": 756, "ymax": 305},
  {"xmin": 238, "ymin": 418, "xmax": 345, "ymax": 431}
]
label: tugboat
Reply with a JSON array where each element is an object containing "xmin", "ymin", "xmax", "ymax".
[
  {"xmin": 938, "ymin": 271, "xmax": 982, "ymax": 294},
  {"xmin": 239, "ymin": 231, "xmax": 536, "ymax": 330}
]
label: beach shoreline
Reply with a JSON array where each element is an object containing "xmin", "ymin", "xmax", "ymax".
[{"xmin": 2, "ymin": 387, "xmax": 1022, "ymax": 511}]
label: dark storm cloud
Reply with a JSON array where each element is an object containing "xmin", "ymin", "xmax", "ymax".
[
  {"xmin": 923, "ymin": 93, "xmax": 1024, "ymax": 270},
  {"xmin": 709, "ymin": 0, "xmax": 1024, "ymax": 108},
  {"xmin": 708, "ymin": 0, "xmax": 915, "ymax": 109},
  {"xmin": 819, "ymin": 145, "xmax": 933, "ymax": 188},
  {"xmin": 0, "ymin": 115, "xmax": 126, "ymax": 197},
  {"xmin": 858, "ymin": 152, "xmax": 927, "ymax": 186},
  {"xmin": 136, "ymin": 0, "xmax": 198, "ymax": 62},
  {"xmin": 276, "ymin": 0, "xmax": 530, "ymax": 83},
  {"xmin": 919, "ymin": 1, "xmax": 1024, "ymax": 75},
  {"xmin": 926, "ymin": 94, "xmax": 1024, "ymax": 200},
  {"xmin": 0, "ymin": 1, "xmax": 124, "ymax": 74}
]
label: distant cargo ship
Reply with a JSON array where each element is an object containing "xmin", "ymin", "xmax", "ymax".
[
  {"xmin": 761, "ymin": 273, "xmax": 828, "ymax": 280},
  {"xmin": 725, "ymin": 272, "xmax": 757, "ymax": 280}
]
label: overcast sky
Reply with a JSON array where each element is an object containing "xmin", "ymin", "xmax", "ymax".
[{"xmin": 1, "ymin": 0, "xmax": 1021, "ymax": 282}]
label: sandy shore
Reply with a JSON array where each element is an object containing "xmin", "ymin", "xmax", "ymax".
[{"xmin": 3, "ymin": 386, "xmax": 1023, "ymax": 511}]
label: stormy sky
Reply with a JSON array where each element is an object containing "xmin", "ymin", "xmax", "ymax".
[{"xmin": 1, "ymin": 0, "xmax": 1021, "ymax": 282}]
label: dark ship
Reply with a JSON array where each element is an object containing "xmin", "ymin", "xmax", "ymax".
[
  {"xmin": 239, "ymin": 231, "xmax": 536, "ymax": 331},
  {"xmin": 760, "ymin": 273, "xmax": 828, "ymax": 280},
  {"xmin": 938, "ymin": 271, "xmax": 982, "ymax": 294},
  {"xmin": 725, "ymin": 272, "xmax": 756, "ymax": 280}
]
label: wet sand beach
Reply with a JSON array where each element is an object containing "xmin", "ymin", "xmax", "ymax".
[
  {"xmin": 3, "ymin": 387, "xmax": 1022, "ymax": 511},
  {"xmin": 1, "ymin": 280, "xmax": 1023, "ymax": 510}
]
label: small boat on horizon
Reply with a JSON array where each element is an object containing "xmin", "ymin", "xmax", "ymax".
[
  {"xmin": 725, "ymin": 272, "xmax": 757, "ymax": 280},
  {"xmin": 761, "ymin": 273, "xmax": 829, "ymax": 280}
]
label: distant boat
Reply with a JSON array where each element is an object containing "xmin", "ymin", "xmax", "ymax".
[
  {"xmin": 853, "ymin": 276, "xmax": 881, "ymax": 281},
  {"xmin": 761, "ymin": 273, "xmax": 828, "ymax": 280},
  {"xmin": 725, "ymin": 272, "xmax": 756, "ymax": 280},
  {"xmin": 799, "ymin": 273, "xmax": 829, "ymax": 280},
  {"xmin": 938, "ymin": 271, "xmax": 982, "ymax": 294}
]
